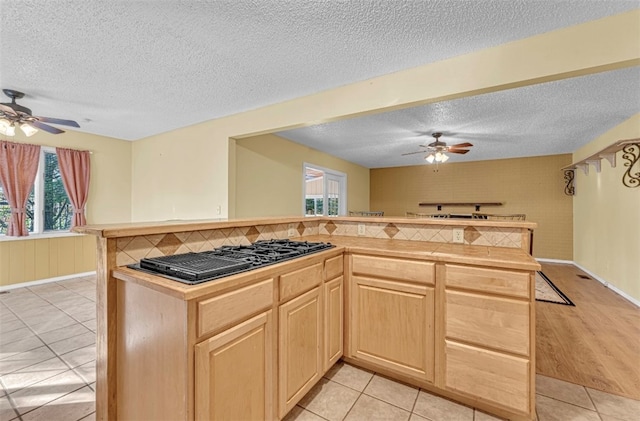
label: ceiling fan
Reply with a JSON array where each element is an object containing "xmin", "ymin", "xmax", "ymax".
[
  {"xmin": 402, "ymin": 132, "xmax": 473, "ymax": 163},
  {"xmin": 0, "ymin": 89, "xmax": 80, "ymax": 137}
]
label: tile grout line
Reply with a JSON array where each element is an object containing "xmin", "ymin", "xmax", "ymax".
[
  {"xmin": 409, "ymin": 385, "xmax": 420, "ymax": 418},
  {"xmin": 27, "ymin": 283, "xmax": 96, "ymax": 326},
  {"xmin": 0, "ymin": 376, "xmax": 23, "ymax": 421},
  {"xmin": 13, "ymin": 380, "xmax": 90, "ymax": 420},
  {"xmin": 0, "ymin": 302, "xmax": 48, "ymax": 366},
  {"xmin": 536, "ymin": 392, "xmax": 605, "ymax": 416},
  {"xmin": 583, "ymin": 387, "xmax": 606, "ymax": 420},
  {"xmin": 3, "ymin": 345, "xmax": 92, "ymax": 419},
  {"xmin": 1, "ymin": 284, "xmax": 96, "ymax": 418},
  {"xmin": 358, "ymin": 375, "xmax": 419, "ymax": 416},
  {"xmin": 338, "ymin": 372, "xmax": 373, "ymax": 421}
]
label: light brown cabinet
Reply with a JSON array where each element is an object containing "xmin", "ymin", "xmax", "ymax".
[
  {"xmin": 195, "ymin": 310, "xmax": 274, "ymax": 421},
  {"xmin": 349, "ymin": 254, "xmax": 435, "ymax": 383},
  {"xmin": 278, "ymin": 287, "xmax": 323, "ymax": 418},
  {"xmin": 442, "ymin": 263, "xmax": 534, "ymax": 416},
  {"xmin": 323, "ymin": 255, "xmax": 344, "ymax": 372},
  {"xmin": 112, "ymin": 242, "xmax": 536, "ymax": 421},
  {"xmin": 324, "ymin": 275, "xmax": 343, "ymax": 371}
]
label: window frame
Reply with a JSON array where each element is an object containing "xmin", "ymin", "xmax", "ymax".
[
  {"xmin": 0, "ymin": 146, "xmax": 73, "ymax": 236},
  {"xmin": 302, "ymin": 163, "xmax": 347, "ymax": 217}
]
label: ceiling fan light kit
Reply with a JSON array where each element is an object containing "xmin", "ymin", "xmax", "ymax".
[
  {"xmin": 20, "ymin": 123, "xmax": 38, "ymax": 137},
  {"xmin": 0, "ymin": 118, "xmax": 13, "ymax": 135},
  {"xmin": 425, "ymin": 151, "xmax": 450, "ymax": 163},
  {"xmin": 0, "ymin": 89, "xmax": 80, "ymax": 137},
  {"xmin": 404, "ymin": 132, "xmax": 473, "ymax": 164}
]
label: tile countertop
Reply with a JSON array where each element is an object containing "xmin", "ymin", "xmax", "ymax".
[
  {"xmin": 112, "ymin": 234, "xmax": 539, "ymax": 301},
  {"xmin": 73, "ymin": 216, "xmax": 537, "ymax": 238},
  {"xmin": 309, "ymin": 234, "xmax": 539, "ymax": 271}
]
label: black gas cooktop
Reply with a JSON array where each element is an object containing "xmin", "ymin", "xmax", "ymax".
[{"xmin": 129, "ymin": 239, "xmax": 334, "ymax": 285}]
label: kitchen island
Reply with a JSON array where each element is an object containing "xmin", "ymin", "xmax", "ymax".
[{"xmin": 75, "ymin": 216, "xmax": 539, "ymax": 421}]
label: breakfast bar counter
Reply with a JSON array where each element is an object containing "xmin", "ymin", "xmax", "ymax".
[{"xmin": 75, "ymin": 216, "xmax": 539, "ymax": 421}]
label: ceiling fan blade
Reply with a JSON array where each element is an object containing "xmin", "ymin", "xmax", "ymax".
[
  {"xmin": 448, "ymin": 149, "xmax": 470, "ymax": 154},
  {"xmin": 0, "ymin": 103, "xmax": 17, "ymax": 116},
  {"xmin": 401, "ymin": 151, "xmax": 426, "ymax": 156},
  {"xmin": 450, "ymin": 142, "xmax": 473, "ymax": 148},
  {"xmin": 35, "ymin": 116, "xmax": 80, "ymax": 127},
  {"xmin": 30, "ymin": 120, "xmax": 66, "ymax": 134}
]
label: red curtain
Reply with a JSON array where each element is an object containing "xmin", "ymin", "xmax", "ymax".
[
  {"xmin": 56, "ymin": 147, "xmax": 91, "ymax": 228},
  {"xmin": 0, "ymin": 141, "xmax": 41, "ymax": 236}
]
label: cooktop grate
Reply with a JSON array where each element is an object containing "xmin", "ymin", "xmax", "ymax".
[
  {"xmin": 132, "ymin": 239, "xmax": 334, "ymax": 285},
  {"xmin": 140, "ymin": 253, "xmax": 252, "ymax": 281}
]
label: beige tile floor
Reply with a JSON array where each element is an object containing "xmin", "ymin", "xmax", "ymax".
[{"xmin": 1, "ymin": 275, "xmax": 639, "ymax": 421}]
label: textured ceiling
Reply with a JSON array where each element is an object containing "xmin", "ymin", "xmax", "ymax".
[
  {"xmin": 0, "ymin": 1, "xmax": 638, "ymax": 164},
  {"xmin": 278, "ymin": 66, "xmax": 640, "ymax": 167}
]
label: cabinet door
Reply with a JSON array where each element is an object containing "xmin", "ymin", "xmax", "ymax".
[
  {"xmin": 351, "ymin": 276, "xmax": 434, "ymax": 382},
  {"xmin": 279, "ymin": 287, "xmax": 322, "ymax": 418},
  {"xmin": 195, "ymin": 310, "xmax": 274, "ymax": 421},
  {"xmin": 324, "ymin": 276, "xmax": 343, "ymax": 372}
]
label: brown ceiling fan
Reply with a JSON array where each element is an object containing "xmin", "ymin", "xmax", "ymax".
[
  {"xmin": 402, "ymin": 132, "xmax": 473, "ymax": 163},
  {"xmin": 0, "ymin": 89, "xmax": 80, "ymax": 136}
]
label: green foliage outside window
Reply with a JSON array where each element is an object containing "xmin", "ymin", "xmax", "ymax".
[
  {"xmin": 43, "ymin": 152, "xmax": 72, "ymax": 231},
  {"xmin": 0, "ymin": 187, "xmax": 33, "ymax": 234},
  {"xmin": 305, "ymin": 198, "xmax": 323, "ymax": 216},
  {"xmin": 0, "ymin": 152, "xmax": 72, "ymax": 235},
  {"xmin": 327, "ymin": 197, "xmax": 339, "ymax": 216}
]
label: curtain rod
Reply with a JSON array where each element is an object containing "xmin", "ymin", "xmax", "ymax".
[{"xmin": 1, "ymin": 138, "xmax": 92, "ymax": 154}]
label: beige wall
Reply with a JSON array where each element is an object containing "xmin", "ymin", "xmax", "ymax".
[
  {"xmin": 370, "ymin": 154, "xmax": 573, "ymax": 260},
  {"xmin": 130, "ymin": 11, "xmax": 639, "ymax": 221},
  {"xmin": 235, "ymin": 134, "xmax": 369, "ymax": 217},
  {"xmin": 130, "ymin": 122, "xmax": 229, "ymax": 222},
  {"xmin": 573, "ymin": 114, "xmax": 640, "ymax": 302}
]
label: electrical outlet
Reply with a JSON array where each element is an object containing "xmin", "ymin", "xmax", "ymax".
[
  {"xmin": 288, "ymin": 227, "xmax": 296, "ymax": 237},
  {"xmin": 216, "ymin": 205, "xmax": 221, "ymax": 215},
  {"xmin": 453, "ymin": 228, "xmax": 464, "ymax": 244},
  {"xmin": 357, "ymin": 224, "xmax": 366, "ymax": 236}
]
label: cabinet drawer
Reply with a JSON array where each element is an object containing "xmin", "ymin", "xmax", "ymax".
[
  {"xmin": 325, "ymin": 255, "xmax": 343, "ymax": 280},
  {"xmin": 352, "ymin": 255, "xmax": 434, "ymax": 285},
  {"xmin": 445, "ymin": 264, "xmax": 530, "ymax": 299},
  {"xmin": 280, "ymin": 263, "xmax": 323, "ymax": 302},
  {"xmin": 446, "ymin": 290, "xmax": 530, "ymax": 356},
  {"xmin": 198, "ymin": 278, "xmax": 273, "ymax": 337},
  {"xmin": 445, "ymin": 340, "xmax": 530, "ymax": 414}
]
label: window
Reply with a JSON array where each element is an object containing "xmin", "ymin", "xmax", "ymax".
[
  {"xmin": 303, "ymin": 164, "xmax": 346, "ymax": 216},
  {"xmin": 0, "ymin": 148, "xmax": 72, "ymax": 235}
]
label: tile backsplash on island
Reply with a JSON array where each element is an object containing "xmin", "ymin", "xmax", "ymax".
[
  {"xmin": 115, "ymin": 220, "xmax": 525, "ymax": 267},
  {"xmin": 318, "ymin": 220, "xmax": 523, "ymax": 249}
]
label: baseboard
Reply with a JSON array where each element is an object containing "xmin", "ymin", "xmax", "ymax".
[
  {"xmin": 0, "ymin": 271, "xmax": 97, "ymax": 292},
  {"xmin": 571, "ymin": 262, "xmax": 640, "ymax": 308},
  {"xmin": 536, "ymin": 258, "xmax": 574, "ymax": 264}
]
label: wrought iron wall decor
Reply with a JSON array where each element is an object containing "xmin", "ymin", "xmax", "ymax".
[
  {"xmin": 621, "ymin": 143, "xmax": 639, "ymax": 188},
  {"xmin": 563, "ymin": 170, "xmax": 575, "ymax": 196},
  {"xmin": 562, "ymin": 139, "xmax": 640, "ymax": 192}
]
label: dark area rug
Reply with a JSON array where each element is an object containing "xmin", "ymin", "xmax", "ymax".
[{"xmin": 535, "ymin": 271, "xmax": 575, "ymax": 306}]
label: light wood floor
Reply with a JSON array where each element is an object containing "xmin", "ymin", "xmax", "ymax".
[{"xmin": 536, "ymin": 262, "xmax": 640, "ymax": 400}]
